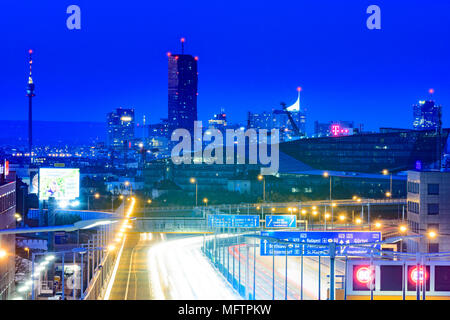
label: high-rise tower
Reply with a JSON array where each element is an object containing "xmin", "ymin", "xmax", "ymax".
[
  {"xmin": 413, "ymin": 89, "xmax": 442, "ymax": 131},
  {"xmin": 167, "ymin": 38, "xmax": 198, "ymax": 136},
  {"xmin": 26, "ymin": 49, "xmax": 35, "ymax": 165}
]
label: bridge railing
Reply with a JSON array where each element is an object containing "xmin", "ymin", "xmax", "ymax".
[
  {"xmin": 82, "ymin": 201, "xmax": 126, "ymax": 300},
  {"xmin": 132, "ymin": 217, "xmax": 210, "ymax": 233},
  {"xmin": 83, "ymin": 249, "xmax": 117, "ymax": 300},
  {"xmin": 142, "ymin": 198, "xmax": 406, "ymax": 215}
]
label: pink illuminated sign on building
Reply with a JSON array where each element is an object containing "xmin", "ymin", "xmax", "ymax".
[{"xmin": 330, "ymin": 124, "xmax": 351, "ymax": 137}]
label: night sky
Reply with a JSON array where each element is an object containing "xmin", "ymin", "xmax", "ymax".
[{"xmin": 1, "ymin": 0, "xmax": 449, "ymax": 134}]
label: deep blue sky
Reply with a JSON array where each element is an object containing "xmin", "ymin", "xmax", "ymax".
[{"xmin": 1, "ymin": 0, "xmax": 449, "ymax": 134}]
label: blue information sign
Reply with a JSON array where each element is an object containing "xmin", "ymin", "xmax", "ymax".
[
  {"xmin": 208, "ymin": 214, "xmax": 260, "ymax": 228},
  {"xmin": 260, "ymin": 231, "xmax": 381, "ymax": 257},
  {"xmin": 265, "ymin": 215, "xmax": 297, "ymax": 228}
]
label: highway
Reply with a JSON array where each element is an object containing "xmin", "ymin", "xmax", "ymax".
[
  {"xmin": 106, "ymin": 233, "xmax": 240, "ymax": 300},
  {"xmin": 223, "ymin": 241, "xmax": 346, "ymax": 300},
  {"xmin": 106, "ymin": 231, "xmax": 345, "ymax": 300}
]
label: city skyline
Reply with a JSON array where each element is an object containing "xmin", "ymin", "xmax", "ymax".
[
  {"xmin": 1, "ymin": 1, "xmax": 449, "ymax": 134},
  {"xmin": 3, "ymin": 1, "xmax": 450, "ymax": 304}
]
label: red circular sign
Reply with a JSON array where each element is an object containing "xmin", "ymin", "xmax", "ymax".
[
  {"xmin": 409, "ymin": 266, "xmax": 428, "ymax": 284},
  {"xmin": 356, "ymin": 266, "xmax": 372, "ymax": 284}
]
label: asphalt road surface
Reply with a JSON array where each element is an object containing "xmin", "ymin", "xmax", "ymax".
[{"xmin": 107, "ymin": 233, "xmax": 239, "ymax": 300}]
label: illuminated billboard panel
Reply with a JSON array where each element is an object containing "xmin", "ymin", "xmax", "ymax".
[{"xmin": 39, "ymin": 168, "xmax": 80, "ymax": 200}]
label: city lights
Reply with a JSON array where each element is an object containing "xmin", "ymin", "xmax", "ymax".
[
  {"xmin": 428, "ymin": 230, "xmax": 438, "ymax": 239},
  {"xmin": 2, "ymin": 4, "xmax": 449, "ymax": 304}
]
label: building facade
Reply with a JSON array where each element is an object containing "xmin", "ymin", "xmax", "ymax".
[
  {"xmin": 280, "ymin": 129, "xmax": 450, "ymax": 174},
  {"xmin": 208, "ymin": 109, "xmax": 227, "ymax": 132},
  {"xmin": 168, "ymin": 53, "xmax": 198, "ymax": 135},
  {"xmin": 413, "ymin": 100, "xmax": 442, "ymax": 131},
  {"xmin": 406, "ymin": 170, "xmax": 450, "ymax": 253},
  {"xmin": 106, "ymin": 108, "xmax": 135, "ymax": 150},
  {"xmin": 0, "ymin": 179, "xmax": 16, "ymax": 300},
  {"xmin": 247, "ymin": 89, "xmax": 307, "ymax": 141},
  {"xmin": 314, "ymin": 121, "xmax": 356, "ymax": 137}
]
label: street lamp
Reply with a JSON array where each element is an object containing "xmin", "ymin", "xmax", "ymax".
[
  {"xmin": 323, "ymin": 171, "xmax": 332, "ymax": 203},
  {"xmin": 258, "ymin": 174, "xmax": 265, "ymax": 202},
  {"xmin": 382, "ymin": 169, "xmax": 393, "ymax": 198},
  {"xmin": 143, "ymin": 199, "xmax": 152, "ymax": 212},
  {"xmin": 427, "ymin": 230, "xmax": 437, "ymax": 239},
  {"xmin": 203, "ymin": 197, "xmax": 208, "ymax": 207},
  {"xmin": 190, "ymin": 178, "xmax": 198, "ymax": 206},
  {"xmin": 24, "ymin": 247, "xmax": 30, "ymax": 259},
  {"xmin": 0, "ymin": 249, "xmax": 6, "ymax": 259},
  {"xmin": 124, "ymin": 181, "xmax": 133, "ymax": 196},
  {"xmin": 87, "ymin": 193, "xmax": 101, "ymax": 210},
  {"xmin": 374, "ymin": 221, "xmax": 382, "ymax": 229},
  {"xmin": 331, "ymin": 202, "xmax": 337, "ymax": 228},
  {"xmin": 399, "ymin": 225, "xmax": 408, "ymax": 233},
  {"xmin": 324, "ymin": 213, "xmax": 330, "ymax": 230}
]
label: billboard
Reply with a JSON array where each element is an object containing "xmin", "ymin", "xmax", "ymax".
[{"xmin": 39, "ymin": 168, "xmax": 80, "ymax": 200}]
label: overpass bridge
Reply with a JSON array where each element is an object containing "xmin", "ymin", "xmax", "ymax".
[
  {"xmin": 131, "ymin": 198, "xmax": 406, "ymax": 233},
  {"xmin": 139, "ymin": 198, "xmax": 406, "ymax": 216}
]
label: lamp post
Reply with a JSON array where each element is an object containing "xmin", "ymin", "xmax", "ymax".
[
  {"xmin": 87, "ymin": 193, "xmax": 100, "ymax": 210},
  {"xmin": 323, "ymin": 171, "xmax": 332, "ymax": 202},
  {"xmin": 323, "ymin": 172, "xmax": 335, "ymax": 228},
  {"xmin": 124, "ymin": 181, "xmax": 132, "ymax": 196},
  {"xmin": 382, "ymin": 169, "xmax": 392, "ymax": 198},
  {"xmin": 190, "ymin": 178, "xmax": 198, "ymax": 206},
  {"xmin": 324, "ymin": 213, "xmax": 330, "ymax": 231},
  {"xmin": 258, "ymin": 175, "xmax": 265, "ymax": 202}
]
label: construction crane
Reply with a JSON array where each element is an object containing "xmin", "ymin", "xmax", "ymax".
[{"xmin": 280, "ymin": 102, "xmax": 301, "ymax": 137}]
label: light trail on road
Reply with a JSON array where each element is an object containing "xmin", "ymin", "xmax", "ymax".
[
  {"xmin": 149, "ymin": 235, "xmax": 241, "ymax": 300},
  {"xmin": 225, "ymin": 242, "xmax": 346, "ymax": 300}
]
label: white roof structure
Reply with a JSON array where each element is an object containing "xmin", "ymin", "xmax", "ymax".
[{"xmin": 286, "ymin": 87, "xmax": 301, "ymax": 112}]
